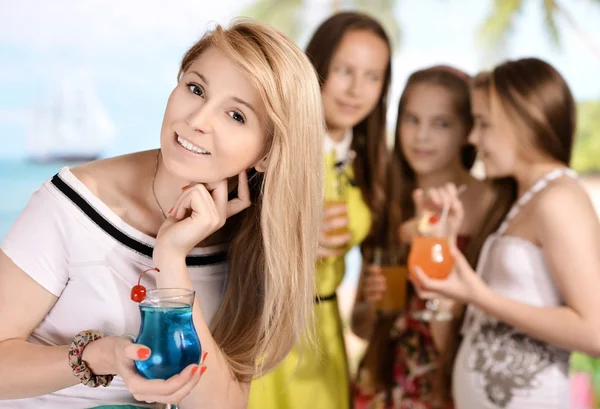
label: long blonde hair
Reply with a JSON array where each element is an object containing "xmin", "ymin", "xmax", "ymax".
[{"xmin": 178, "ymin": 20, "xmax": 324, "ymax": 381}]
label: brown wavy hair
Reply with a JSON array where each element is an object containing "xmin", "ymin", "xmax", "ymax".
[
  {"xmin": 384, "ymin": 66, "xmax": 477, "ymax": 250},
  {"xmin": 305, "ymin": 11, "xmax": 391, "ymax": 239}
]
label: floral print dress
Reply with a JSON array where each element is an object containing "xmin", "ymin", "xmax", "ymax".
[{"xmin": 354, "ymin": 236, "xmax": 470, "ymax": 409}]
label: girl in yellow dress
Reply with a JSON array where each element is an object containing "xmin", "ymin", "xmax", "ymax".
[{"xmin": 248, "ymin": 11, "xmax": 392, "ymax": 409}]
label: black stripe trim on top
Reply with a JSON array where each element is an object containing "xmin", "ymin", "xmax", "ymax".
[{"xmin": 51, "ymin": 174, "xmax": 227, "ymax": 267}]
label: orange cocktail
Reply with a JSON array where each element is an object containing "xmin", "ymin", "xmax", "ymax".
[
  {"xmin": 375, "ymin": 265, "xmax": 408, "ymax": 313},
  {"xmin": 408, "ymin": 236, "xmax": 453, "ymax": 280},
  {"xmin": 324, "ymin": 200, "xmax": 349, "ymax": 237}
]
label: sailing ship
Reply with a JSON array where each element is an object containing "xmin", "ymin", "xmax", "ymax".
[{"xmin": 27, "ymin": 75, "xmax": 116, "ymax": 163}]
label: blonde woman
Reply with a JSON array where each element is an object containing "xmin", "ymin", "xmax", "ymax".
[{"xmin": 0, "ymin": 20, "xmax": 324, "ymax": 409}]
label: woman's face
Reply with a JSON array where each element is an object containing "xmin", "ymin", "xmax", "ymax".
[
  {"xmin": 469, "ymin": 88, "xmax": 517, "ymax": 178},
  {"xmin": 400, "ymin": 83, "xmax": 469, "ymax": 176},
  {"xmin": 160, "ymin": 46, "xmax": 269, "ymax": 183},
  {"xmin": 321, "ymin": 29, "xmax": 389, "ymax": 132}
]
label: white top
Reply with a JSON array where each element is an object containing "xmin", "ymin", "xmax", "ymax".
[
  {"xmin": 323, "ymin": 128, "xmax": 353, "ymax": 162},
  {"xmin": 453, "ymin": 168, "xmax": 578, "ymax": 409},
  {"xmin": 0, "ymin": 167, "xmax": 229, "ymax": 409}
]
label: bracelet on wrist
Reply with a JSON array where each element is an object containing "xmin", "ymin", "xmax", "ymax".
[{"xmin": 68, "ymin": 329, "xmax": 115, "ymax": 388}]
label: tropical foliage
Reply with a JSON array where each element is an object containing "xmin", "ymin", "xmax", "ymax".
[{"xmin": 573, "ymin": 101, "xmax": 600, "ymax": 174}]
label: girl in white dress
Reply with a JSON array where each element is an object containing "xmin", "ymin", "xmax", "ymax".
[
  {"xmin": 0, "ymin": 20, "xmax": 324, "ymax": 409},
  {"xmin": 411, "ymin": 58, "xmax": 600, "ymax": 409}
]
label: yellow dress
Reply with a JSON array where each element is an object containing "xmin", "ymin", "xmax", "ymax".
[{"xmin": 248, "ymin": 151, "xmax": 372, "ymax": 409}]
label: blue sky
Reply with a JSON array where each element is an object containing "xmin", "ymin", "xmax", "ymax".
[{"xmin": 0, "ymin": 0, "xmax": 599, "ymax": 159}]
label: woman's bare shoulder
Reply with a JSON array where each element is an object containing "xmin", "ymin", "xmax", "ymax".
[{"xmin": 70, "ymin": 150, "xmax": 155, "ymax": 201}]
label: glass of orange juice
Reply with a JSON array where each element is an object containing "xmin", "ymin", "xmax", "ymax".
[
  {"xmin": 372, "ymin": 247, "xmax": 408, "ymax": 314},
  {"xmin": 407, "ymin": 211, "xmax": 454, "ymax": 321},
  {"xmin": 323, "ymin": 164, "xmax": 350, "ymax": 241},
  {"xmin": 323, "ymin": 200, "xmax": 349, "ymax": 238}
]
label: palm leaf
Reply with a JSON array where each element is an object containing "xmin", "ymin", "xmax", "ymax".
[
  {"xmin": 572, "ymin": 100, "xmax": 600, "ymax": 174},
  {"xmin": 354, "ymin": 0, "xmax": 402, "ymax": 49},
  {"xmin": 543, "ymin": 0, "xmax": 561, "ymax": 45},
  {"xmin": 239, "ymin": 0, "xmax": 305, "ymax": 40},
  {"xmin": 554, "ymin": 0, "xmax": 600, "ymax": 60},
  {"xmin": 477, "ymin": 0, "xmax": 524, "ymax": 49}
]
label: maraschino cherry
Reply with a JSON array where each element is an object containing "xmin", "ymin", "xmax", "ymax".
[
  {"xmin": 131, "ymin": 268, "xmax": 159, "ymax": 302},
  {"xmin": 428, "ymin": 214, "xmax": 440, "ymax": 224}
]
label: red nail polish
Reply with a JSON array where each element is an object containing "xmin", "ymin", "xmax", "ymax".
[
  {"xmin": 428, "ymin": 214, "xmax": 439, "ymax": 224},
  {"xmin": 192, "ymin": 365, "xmax": 199, "ymax": 375},
  {"xmin": 202, "ymin": 352, "xmax": 208, "ymax": 363},
  {"xmin": 182, "ymin": 185, "xmax": 191, "ymax": 191},
  {"xmin": 137, "ymin": 348, "xmax": 150, "ymax": 359},
  {"xmin": 200, "ymin": 366, "xmax": 207, "ymax": 375},
  {"xmin": 168, "ymin": 207, "xmax": 173, "ymax": 215}
]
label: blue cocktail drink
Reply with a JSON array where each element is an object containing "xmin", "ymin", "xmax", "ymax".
[{"xmin": 135, "ymin": 288, "xmax": 201, "ymax": 380}]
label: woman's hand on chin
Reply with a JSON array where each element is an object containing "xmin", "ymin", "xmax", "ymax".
[{"xmin": 154, "ymin": 171, "xmax": 251, "ymax": 264}]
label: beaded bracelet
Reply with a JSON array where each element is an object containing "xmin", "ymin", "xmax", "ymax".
[{"xmin": 68, "ymin": 329, "xmax": 114, "ymax": 388}]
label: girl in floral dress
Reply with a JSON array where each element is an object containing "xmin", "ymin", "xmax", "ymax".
[{"xmin": 352, "ymin": 66, "xmax": 510, "ymax": 409}]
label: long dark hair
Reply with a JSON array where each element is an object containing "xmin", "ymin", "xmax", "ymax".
[
  {"xmin": 386, "ymin": 66, "xmax": 477, "ymax": 251},
  {"xmin": 305, "ymin": 11, "xmax": 392, "ymax": 240},
  {"xmin": 360, "ymin": 66, "xmax": 508, "ymax": 405}
]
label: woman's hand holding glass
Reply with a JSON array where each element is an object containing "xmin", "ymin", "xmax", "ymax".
[
  {"xmin": 409, "ymin": 183, "xmax": 487, "ymax": 308},
  {"xmin": 408, "ymin": 184, "xmax": 463, "ymax": 321},
  {"xmin": 412, "ymin": 241, "xmax": 487, "ymax": 306},
  {"xmin": 317, "ymin": 204, "xmax": 352, "ymax": 258},
  {"xmin": 82, "ymin": 335, "xmax": 207, "ymax": 406}
]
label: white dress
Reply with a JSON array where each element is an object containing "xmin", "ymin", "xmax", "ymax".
[
  {"xmin": 0, "ymin": 168, "xmax": 229, "ymax": 409},
  {"xmin": 453, "ymin": 168, "xmax": 578, "ymax": 409}
]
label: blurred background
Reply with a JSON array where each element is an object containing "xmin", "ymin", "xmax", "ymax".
[{"xmin": 1, "ymin": 0, "xmax": 599, "ymax": 405}]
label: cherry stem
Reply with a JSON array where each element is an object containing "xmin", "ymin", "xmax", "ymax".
[{"xmin": 138, "ymin": 267, "xmax": 160, "ymax": 286}]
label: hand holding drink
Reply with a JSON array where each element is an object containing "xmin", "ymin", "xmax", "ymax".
[
  {"xmin": 408, "ymin": 184, "xmax": 465, "ymax": 321},
  {"xmin": 136, "ymin": 175, "xmax": 250, "ymax": 407},
  {"xmin": 317, "ymin": 204, "xmax": 352, "ymax": 258},
  {"xmin": 407, "ymin": 183, "xmax": 488, "ymax": 311},
  {"xmin": 408, "ymin": 214, "xmax": 454, "ymax": 282},
  {"xmin": 323, "ymin": 202, "xmax": 350, "ymax": 238},
  {"xmin": 366, "ymin": 248, "xmax": 408, "ymax": 314},
  {"xmin": 134, "ymin": 289, "xmax": 201, "ymax": 380},
  {"xmin": 318, "ymin": 160, "xmax": 352, "ymax": 258}
]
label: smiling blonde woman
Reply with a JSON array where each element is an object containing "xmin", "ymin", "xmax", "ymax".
[{"xmin": 0, "ymin": 19, "xmax": 324, "ymax": 409}]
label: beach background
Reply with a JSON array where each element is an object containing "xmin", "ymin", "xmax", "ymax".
[{"xmin": 1, "ymin": 0, "xmax": 599, "ymax": 406}]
